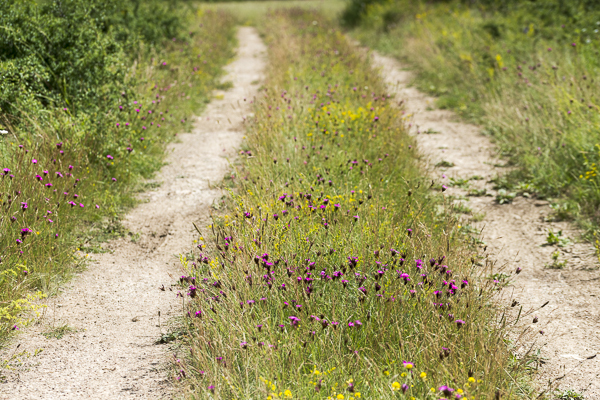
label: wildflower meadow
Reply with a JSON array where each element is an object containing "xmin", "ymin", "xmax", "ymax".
[{"xmin": 175, "ymin": 9, "xmax": 533, "ymax": 400}]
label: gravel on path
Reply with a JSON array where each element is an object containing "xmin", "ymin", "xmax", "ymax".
[{"xmin": 0, "ymin": 27, "xmax": 266, "ymax": 400}]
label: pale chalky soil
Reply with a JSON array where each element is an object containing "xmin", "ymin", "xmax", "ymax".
[
  {"xmin": 369, "ymin": 49, "xmax": 600, "ymax": 397},
  {"xmin": 1, "ymin": 27, "xmax": 266, "ymax": 400}
]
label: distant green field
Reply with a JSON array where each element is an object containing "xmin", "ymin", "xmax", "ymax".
[{"xmin": 200, "ymin": 0, "xmax": 346, "ymax": 22}]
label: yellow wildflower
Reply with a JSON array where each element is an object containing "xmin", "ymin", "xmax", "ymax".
[{"xmin": 391, "ymin": 382, "xmax": 401, "ymax": 391}]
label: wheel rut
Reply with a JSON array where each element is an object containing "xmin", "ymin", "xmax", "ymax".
[
  {"xmin": 1, "ymin": 27, "xmax": 266, "ymax": 400},
  {"xmin": 369, "ymin": 49, "xmax": 600, "ymax": 397}
]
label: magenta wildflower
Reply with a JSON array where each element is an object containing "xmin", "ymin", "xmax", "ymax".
[{"xmin": 439, "ymin": 386, "xmax": 454, "ymax": 396}]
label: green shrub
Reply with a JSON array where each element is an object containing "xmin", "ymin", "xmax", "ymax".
[{"xmin": 341, "ymin": 0, "xmax": 384, "ymax": 28}]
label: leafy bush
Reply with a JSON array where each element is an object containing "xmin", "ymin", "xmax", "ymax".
[
  {"xmin": 341, "ymin": 0, "xmax": 384, "ymax": 27},
  {"xmin": 0, "ymin": 0, "xmax": 185, "ymax": 121}
]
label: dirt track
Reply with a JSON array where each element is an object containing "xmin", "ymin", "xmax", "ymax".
[
  {"xmin": 370, "ymin": 49, "xmax": 600, "ymax": 398},
  {"xmin": 2, "ymin": 21, "xmax": 599, "ymax": 400},
  {"xmin": 0, "ymin": 27, "xmax": 266, "ymax": 400}
]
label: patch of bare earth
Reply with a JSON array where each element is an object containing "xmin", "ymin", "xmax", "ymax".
[
  {"xmin": 369, "ymin": 50, "xmax": 600, "ymax": 397},
  {"xmin": 0, "ymin": 27, "xmax": 266, "ymax": 399}
]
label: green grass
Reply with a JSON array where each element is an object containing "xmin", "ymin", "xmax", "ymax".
[
  {"xmin": 41, "ymin": 324, "xmax": 76, "ymax": 340},
  {"xmin": 554, "ymin": 389, "xmax": 585, "ymax": 400},
  {"xmin": 201, "ymin": 0, "xmax": 345, "ymax": 23},
  {"xmin": 348, "ymin": 0, "xmax": 600, "ymax": 244},
  {"xmin": 173, "ymin": 8, "xmax": 535, "ymax": 399},
  {"xmin": 0, "ymin": 7, "xmax": 237, "ymax": 345}
]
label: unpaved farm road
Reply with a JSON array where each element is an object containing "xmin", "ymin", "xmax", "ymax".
[
  {"xmin": 0, "ymin": 27, "xmax": 265, "ymax": 400},
  {"xmin": 370, "ymin": 50, "xmax": 600, "ymax": 397}
]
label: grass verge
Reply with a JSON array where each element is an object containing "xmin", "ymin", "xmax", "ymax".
[
  {"xmin": 0, "ymin": 6, "xmax": 236, "ymax": 345},
  {"xmin": 347, "ymin": 0, "xmax": 600, "ymax": 242},
  {"xmin": 174, "ymin": 8, "xmax": 534, "ymax": 400}
]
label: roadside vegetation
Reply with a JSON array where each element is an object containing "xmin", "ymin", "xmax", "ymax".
[
  {"xmin": 176, "ymin": 8, "xmax": 534, "ymax": 399},
  {"xmin": 0, "ymin": 0, "xmax": 235, "ymax": 343},
  {"xmin": 345, "ymin": 0, "xmax": 600, "ymax": 241},
  {"xmin": 201, "ymin": 0, "xmax": 345, "ymax": 23}
]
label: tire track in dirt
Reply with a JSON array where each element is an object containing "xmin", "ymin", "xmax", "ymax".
[
  {"xmin": 368, "ymin": 50, "xmax": 600, "ymax": 397},
  {"xmin": 0, "ymin": 27, "xmax": 266, "ymax": 399}
]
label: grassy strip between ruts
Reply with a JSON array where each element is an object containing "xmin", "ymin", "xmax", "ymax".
[
  {"xmin": 0, "ymin": 8, "xmax": 236, "ymax": 345},
  {"xmin": 348, "ymin": 0, "xmax": 600, "ymax": 242},
  {"xmin": 175, "ymin": 9, "xmax": 533, "ymax": 400}
]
